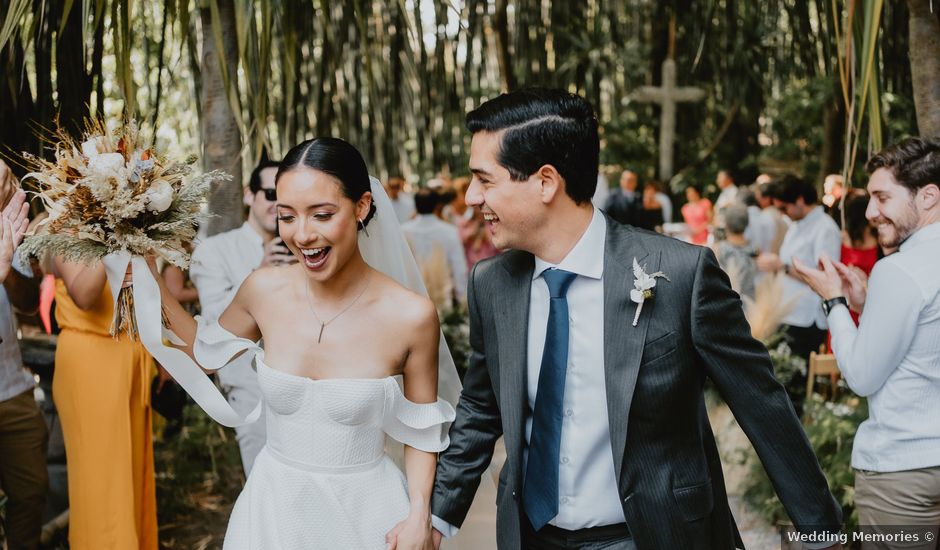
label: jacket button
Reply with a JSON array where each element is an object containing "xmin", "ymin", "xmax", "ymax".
[{"xmin": 512, "ymin": 490, "xmax": 518, "ymax": 500}]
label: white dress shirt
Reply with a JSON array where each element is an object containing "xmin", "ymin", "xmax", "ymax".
[
  {"xmin": 778, "ymin": 206, "xmax": 842, "ymax": 329},
  {"xmin": 401, "ymin": 215, "xmax": 469, "ymax": 302},
  {"xmin": 828, "ymin": 222, "xmax": 940, "ymax": 472},
  {"xmin": 390, "ymin": 192, "xmax": 416, "ymax": 224},
  {"xmin": 744, "ymin": 205, "xmax": 775, "ymax": 253},
  {"xmin": 527, "ymin": 208, "xmax": 625, "ymax": 529},
  {"xmin": 432, "ymin": 209, "xmax": 624, "ymax": 538},
  {"xmin": 190, "ymin": 222, "xmax": 264, "ymax": 387}
]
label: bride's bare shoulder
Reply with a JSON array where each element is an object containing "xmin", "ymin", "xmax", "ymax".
[
  {"xmin": 240, "ymin": 265, "xmax": 295, "ymax": 299},
  {"xmin": 370, "ymin": 270, "xmax": 438, "ymax": 329}
]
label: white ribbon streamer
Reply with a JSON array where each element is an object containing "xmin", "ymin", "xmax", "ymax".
[{"xmin": 102, "ymin": 252, "xmax": 262, "ymax": 427}]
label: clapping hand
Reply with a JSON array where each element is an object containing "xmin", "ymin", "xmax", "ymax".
[
  {"xmin": 791, "ymin": 255, "xmax": 868, "ymax": 313},
  {"xmin": 0, "ymin": 160, "xmax": 29, "ymax": 282}
]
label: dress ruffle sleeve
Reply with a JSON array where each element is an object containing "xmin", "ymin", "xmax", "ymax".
[
  {"xmin": 193, "ymin": 316, "xmax": 264, "ymax": 372},
  {"xmin": 382, "ymin": 380, "xmax": 456, "ymax": 453}
]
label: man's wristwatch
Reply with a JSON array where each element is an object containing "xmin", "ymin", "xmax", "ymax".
[{"xmin": 821, "ymin": 296, "xmax": 848, "ymax": 316}]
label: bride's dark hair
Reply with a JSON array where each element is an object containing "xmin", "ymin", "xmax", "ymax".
[{"xmin": 276, "ymin": 137, "xmax": 377, "ymax": 227}]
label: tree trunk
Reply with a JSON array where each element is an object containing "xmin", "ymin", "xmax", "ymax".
[
  {"xmin": 819, "ymin": 78, "xmax": 845, "ymax": 183},
  {"xmin": 55, "ymin": 0, "xmax": 92, "ymax": 135},
  {"xmin": 906, "ymin": 0, "xmax": 940, "ymax": 137},
  {"xmin": 199, "ymin": 0, "xmax": 244, "ymax": 236},
  {"xmin": 493, "ymin": 0, "xmax": 516, "ymax": 91}
]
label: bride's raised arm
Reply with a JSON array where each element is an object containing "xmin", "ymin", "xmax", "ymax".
[{"xmin": 145, "ymin": 256, "xmax": 260, "ymax": 372}]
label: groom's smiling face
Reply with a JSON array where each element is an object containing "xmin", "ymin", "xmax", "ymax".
[{"xmin": 466, "ymin": 130, "xmax": 544, "ymax": 251}]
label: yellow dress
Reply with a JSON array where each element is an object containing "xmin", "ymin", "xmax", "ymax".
[{"xmin": 52, "ymin": 280, "xmax": 158, "ymax": 549}]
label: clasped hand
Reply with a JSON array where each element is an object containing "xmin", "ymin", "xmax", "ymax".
[{"xmin": 385, "ymin": 512, "xmax": 439, "ymax": 550}]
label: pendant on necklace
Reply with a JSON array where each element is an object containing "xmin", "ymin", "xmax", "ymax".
[{"xmin": 317, "ymin": 323, "xmax": 325, "ymax": 344}]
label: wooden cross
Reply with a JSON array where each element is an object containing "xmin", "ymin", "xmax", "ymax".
[{"xmin": 631, "ymin": 19, "xmax": 705, "ymax": 181}]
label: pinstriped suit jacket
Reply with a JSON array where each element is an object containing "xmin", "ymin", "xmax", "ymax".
[{"xmin": 431, "ymin": 216, "xmax": 842, "ymax": 549}]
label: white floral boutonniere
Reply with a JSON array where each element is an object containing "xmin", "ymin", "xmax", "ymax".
[{"xmin": 631, "ymin": 258, "xmax": 670, "ymax": 327}]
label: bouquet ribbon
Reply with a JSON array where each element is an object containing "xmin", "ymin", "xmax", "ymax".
[{"xmin": 102, "ymin": 252, "xmax": 262, "ymax": 427}]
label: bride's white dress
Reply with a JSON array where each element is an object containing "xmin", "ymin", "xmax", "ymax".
[{"xmin": 195, "ymin": 323, "xmax": 456, "ymax": 550}]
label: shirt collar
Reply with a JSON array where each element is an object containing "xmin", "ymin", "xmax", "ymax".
[
  {"xmin": 900, "ymin": 221, "xmax": 940, "ymax": 252},
  {"xmin": 533, "ymin": 208, "xmax": 606, "ymax": 281}
]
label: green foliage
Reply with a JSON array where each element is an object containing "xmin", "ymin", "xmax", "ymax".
[
  {"xmin": 739, "ymin": 341, "xmax": 867, "ymax": 536},
  {"xmin": 153, "ymin": 403, "xmax": 243, "ymax": 524},
  {"xmin": 440, "ymin": 305, "xmax": 471, "ymax": 380},
  {"xmin": 760, "ymin": 77, "xmax": 837, "ymax": 179}
]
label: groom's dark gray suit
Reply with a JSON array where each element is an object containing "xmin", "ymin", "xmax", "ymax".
[{"xmin": 431, "ymin": 216, "xmax": 842, "ymax": 549}]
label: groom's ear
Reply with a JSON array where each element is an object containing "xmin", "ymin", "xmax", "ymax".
[{"xmin": 536, "ymin": 164, "xmax": 565, "ymax": 205}]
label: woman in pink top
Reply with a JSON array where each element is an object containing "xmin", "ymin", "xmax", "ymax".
[
  {"xmin": 457, "ymin": 207, "xmax": 500, "ymax": 267},
  {"xmin": 681, "ymin": 184, "xmax": 713, "ymax": 245}
]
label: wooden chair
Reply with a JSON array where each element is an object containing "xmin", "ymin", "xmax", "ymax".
[{"xmin": 806, "ymin": 349, "xmax": 841, "ymax": 401}]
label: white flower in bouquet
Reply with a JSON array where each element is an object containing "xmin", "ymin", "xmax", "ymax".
[
  {"xmin": 144, "ymin": 179, "xmax": 174, "ymax": 213},
  {"xmin": 81, "ymin": 137, "xmax": 105, "ymax": 158},
  {"xmin": 87, "ymin": 152, "xmax": 128, "ymax": 180}
]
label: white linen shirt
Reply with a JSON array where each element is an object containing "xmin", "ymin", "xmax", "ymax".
[
  {"xmin": 0, "ymin": 255, "xmax": 36, "ymax": 402},
  {"xmin": 828, "ymin": 222, "xmax": 940, "ymax": 472},
  {"xmin": 778, "ymin": 206, "xmax": 842, "ymax": 328}
]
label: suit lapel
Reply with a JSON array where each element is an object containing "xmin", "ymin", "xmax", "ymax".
[
  {"xmin": 495, "ymin": 251, "xmax": 534, "ymax": 478},
  {"xmin": 603, "ymin": 219, "xmax": 659, "ymax": 481}
]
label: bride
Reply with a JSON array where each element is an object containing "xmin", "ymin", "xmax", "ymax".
[{"xmin": 149, "ymin": 137, "xmax": 456, "ymax": 550}]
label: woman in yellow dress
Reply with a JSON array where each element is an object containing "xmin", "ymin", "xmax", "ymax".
[{"xmin": 51, "ymin": 258, "xmax": 158, "ymax": 549}]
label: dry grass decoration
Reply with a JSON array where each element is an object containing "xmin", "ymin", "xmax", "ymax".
[{"xmin": 18, "ymin": 118, "xmax": 228, "ymax": 338}]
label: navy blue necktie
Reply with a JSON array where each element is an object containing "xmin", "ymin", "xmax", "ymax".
[{"xmin": 524, "ymin": 268, "xmax": 578, "ymax": 531}]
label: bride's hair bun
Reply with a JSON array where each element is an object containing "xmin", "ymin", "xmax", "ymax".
[{"xmin": 277, "ymin": 137, "xmax": 377, "ymax": 228}]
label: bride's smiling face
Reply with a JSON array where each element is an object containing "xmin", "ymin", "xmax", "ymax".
[{"xmin": 275, "ymin": 167, "xmax": 372, "ymax": 280}]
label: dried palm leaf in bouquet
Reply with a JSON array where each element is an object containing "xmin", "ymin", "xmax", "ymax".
[{"xmin": 18, "ymin": 118, "xmax": 229, "ymax": 338}]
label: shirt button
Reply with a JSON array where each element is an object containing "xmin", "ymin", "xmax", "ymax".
[
  {"xmin": 561, "ymin": 457, "xmax": 570, "ymax": 464},
  {"xmin": 565, "ymin": 409, "xmax": 573, "ymax": 417},
  {"xmin": 560, "ymin": 497, "xmax": 569, "ymax": 504}
]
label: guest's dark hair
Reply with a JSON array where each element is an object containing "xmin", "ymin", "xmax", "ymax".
[
  {"xmin": 465, "ymin": 88, "xmax": 599, "ymax": 205},
  {"xmin": 757, "ymin": 180, "xmax": 779, "ymax": 200},
  {"xmin": 248, "ymin": 158, "xmax": 281, "ymax": 193},
  {"xmin": 738, "ymin": 188, "xmax": 758, "ymax": 207},
  {"xmin": 844, "ymin": 190, "xmax": 875, "ymax": 246},
  {"xmin": 414, "ymin": 189, "xmax": 439, "ymax": 215},
  {"xmin": 776, "ymin": 174, "xmax": 818, "ymax": 205},
  {"xmin": 685, "ymin": 183, "xmax": 703, "ymax": 197},
  {"xmin": 277, "ymin": 137, "xmax": 376, "ymax": 227},
  {"xmin": 866, "ymin": 136, "xmax": 940, "ymax": 195}
]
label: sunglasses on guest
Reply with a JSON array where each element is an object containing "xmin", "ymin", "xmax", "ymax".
[{"xmin": 257, "ymin": 188, "xmax": 277, "ymax": 201}]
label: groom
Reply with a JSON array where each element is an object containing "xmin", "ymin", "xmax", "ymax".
[{"xmin": 428, "ymin": 89, "xmax": 843, "ymax": 549}]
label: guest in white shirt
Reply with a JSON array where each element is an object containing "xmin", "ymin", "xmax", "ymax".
[
  {"xmin": 401, "ymin": 189, "xmax": 468, "ymax": 307},
  {"xmin": 190, "ymin": 159, "xmax": 296, "ymax": 474},
  {"xmin": 740, "ymin": 187, "xmax": 776, "ymax": 253},
  {"xmin": 793, "ymin": 136, "xmax": 940, "ymax": 539},
  {"xmin": 386, "ymin": 176, "xmax": 416, "ymax": 223},
  {"xmin": 713, "ymin": 168, "xmax": 739, "ymax": 228},
  {"xmin": 756, "ymin": 175, "xmax": 841, "ymax": 411},
  {"xmin": 754, "ymin": 180, "xmax": 790, "ymax": 254}
]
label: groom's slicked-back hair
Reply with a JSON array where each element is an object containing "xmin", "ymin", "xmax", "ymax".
[{"xmin": 466, "ymin": 88, "xmax": 600, "ymax": 204}]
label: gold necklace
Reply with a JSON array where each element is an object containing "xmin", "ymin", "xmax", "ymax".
[{"xmin": 304, "ymin": 273, "xmax": 372, "ymax": 344}]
